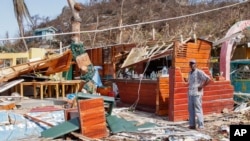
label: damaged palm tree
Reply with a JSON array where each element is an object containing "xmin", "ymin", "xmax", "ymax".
[
  {"xmin": 67, "ymin": 0, "xmax": 95, "ymax": 93},
  {"xmin": 13, "ymin": 0, "xmax": 33, "ymax": 51}
]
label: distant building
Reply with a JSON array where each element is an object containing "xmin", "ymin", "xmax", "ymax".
[{"xmin": 33, "ymin": 26, "xmax": 58, "ymax": 41}]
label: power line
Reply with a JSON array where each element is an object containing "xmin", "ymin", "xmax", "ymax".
[{"xmin": 0, "ymin": 0, "xmax": 248, "ymax": 42}]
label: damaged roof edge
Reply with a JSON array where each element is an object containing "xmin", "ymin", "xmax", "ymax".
[
  {"xmin": 121, "ymin": 38, "xmax": 193, "ymax": 68},
  {"xmin": 121, "ymin": 49, "xmax": 173, "ymax": 69}
]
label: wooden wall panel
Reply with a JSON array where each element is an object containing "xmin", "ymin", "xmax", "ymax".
[
  {"xmin": 87, "ymin": 48, "xmax": 102, "ymax": 66},
  {"xmin": 78, "ymin": 98, "xmax": 108, "ymax": 139},
  {"xmin": 156, "ymin": 77, "xmax": 169, "ymax": 116},
  {"xmin": 116, "ymin": 80, "xmax": 158, "ymax": 109},
  {"xmin": 102, "ymin": 64, "xmax": 114, "ymax": 78},
  {"xmin": 168, "ymin": 39, "xmax": 234, "ymax": 121},
  {"xmin": 86, "ymin": 44, "xmax": 137, "ymax": 78},
  {"xmin": 168, "ymin": 67, "xmax": 234, "ymax": 121},
  {"xmin": 232, "ymin": 47, "xmax": 247, "ymax": 60}
]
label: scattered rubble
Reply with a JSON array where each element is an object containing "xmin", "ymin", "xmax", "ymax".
[{"xmin": 0, "ymin": 94, "xmax": 250, "ymax": 141}]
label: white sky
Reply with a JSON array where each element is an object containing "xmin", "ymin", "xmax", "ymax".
[{"xmin": 0, "ymin": 0, "xmax": 88, "ymax": 39}]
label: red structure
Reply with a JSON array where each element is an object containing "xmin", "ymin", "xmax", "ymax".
[
  {"xmin": 168, "ymin": 39, "xmax": 234, "ymax": 121},
  {"xmin": 86, "ymin": 39, "xmax": 234, "ymax": 122}
]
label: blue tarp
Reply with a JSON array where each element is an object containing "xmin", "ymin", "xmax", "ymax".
[{"xmin": 0, "ymin": 110, "xmax": 64, "ymax": 141}]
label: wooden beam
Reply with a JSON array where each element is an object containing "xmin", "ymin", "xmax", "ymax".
[{"xmin": 24, "ymin": 114, "xmax": 54, "ymax": 127}]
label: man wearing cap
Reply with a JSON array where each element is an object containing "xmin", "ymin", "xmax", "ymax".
[{"xmin": 186, "ymin": 59, "xmax": 210, "ymax": 130}]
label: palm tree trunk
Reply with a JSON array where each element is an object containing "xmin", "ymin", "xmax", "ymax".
[
  {"xmin": 13, "ymin": 0, "xmax": 33, "ymax": 51},
  {"xmin": 17, "ymin": 19, "xmax": 28, "ymax": 51},
  {"xmin": 67, "ymin": 0, "xmax": 82, "ymax": 43}
]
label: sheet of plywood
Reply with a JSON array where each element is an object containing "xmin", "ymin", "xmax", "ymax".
[
  {"xmin": 41, "ymin": 117, "xmax": 80, "ymax": 139},
  {"xmin": 0, "ymin": 79, "xmax": 24, "ymax": 93}
]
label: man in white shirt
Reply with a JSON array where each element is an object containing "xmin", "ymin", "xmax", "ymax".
[{"xmin": 187, "ymin": 59, "xmax": 210, "ymax": 130}]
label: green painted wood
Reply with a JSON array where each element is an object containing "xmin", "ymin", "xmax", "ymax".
[
  {"xmin": 41, "ymin": 117, "xmax": 80, "ymax": 139},
  {"xmin": 63, "ymin": 64, "xmax": 73, "ymax": 80},
  {"xmin": 106, "ymin": 115, "xmax": 156, "ymax": 134}
]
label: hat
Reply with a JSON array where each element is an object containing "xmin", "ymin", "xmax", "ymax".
[{"xmin": 189, "ymin": 59, "xmax": 196, "ymax": 63}]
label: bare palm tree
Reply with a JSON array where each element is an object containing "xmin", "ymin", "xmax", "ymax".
[
  {"xmin": 67, "ymin": 0, "xmax": 82, "ymax": 43},
  {"xmin": 13, "ymin": 0, "xmax": 33, "ymax": 51},
  {"xmin": 13, "ymin": 0, "xmax": 80, "ymax": 51}
]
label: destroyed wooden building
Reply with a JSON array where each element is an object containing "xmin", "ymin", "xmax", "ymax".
[
  {"xmin": 0, "ymin": 38, "xmax": 236, "ymax": 140},
  {"xmin": 87, "ymin": 38, "xmax": 234, "ymax": 121},
  {"xmin": 0, "ymin": 38, "xmax": 234, "ymax": 122}
]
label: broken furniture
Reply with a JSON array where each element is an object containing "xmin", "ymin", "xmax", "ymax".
[
  {"xmin": 78, "ymin": 98, "xmax": 108, "ymax": 138},
  {"xmin": 20, "ymin": 81, "xmax": 60, "ymax": 99},
  {"xmin": 60, "ymin": 80, "xmax": 82, "ymax": 98},
  {"xmin": 36, "ymin": 81, "xmax": 60, "ymax": 99},
  {"xmin": 76, "ymin": 93, "xmax": 115, "ymax": 116},
  {"xmin": 41, "ymin": 98, "xmax": 108, "ymax": 139},
  {"xmin": 20, "ymin": 81, "xmax": 37, "ymax": 98},
  {"xmin": 19, "ymin": 80, "xmax": 82, "ymax": 99}
]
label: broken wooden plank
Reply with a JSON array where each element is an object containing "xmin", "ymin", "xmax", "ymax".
[
  {"xmin": 24, "ymin": 114, "xmax": 54, "ymax": 127},
  {"xmin": 0, "ymin": 50, "xmax": 72, "ymax": 83},
  {"xmin": 30, "ymin": 106, "xmax": 63, "ymax": 112},
  {"xmin": 0, "ymin": 101, "xmax": 16, "ymax": 110},
  {"xmin": 0, "ymin": 79, "xmax": 24, "ymax": 93}
]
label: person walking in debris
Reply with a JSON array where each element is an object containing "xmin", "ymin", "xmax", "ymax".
[{"xmin": 186, "ymin": 59, "xmax": 210, "ymax": 130}]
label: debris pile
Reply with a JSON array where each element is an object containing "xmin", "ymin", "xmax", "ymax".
[{"xmin": 1, "ymin": 94, "xmax": 250, "ymax": 141}]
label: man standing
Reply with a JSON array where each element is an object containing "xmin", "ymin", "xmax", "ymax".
[{"xmin": 187, "ymin": 59, "xmax": 210, "ymax": 130}]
